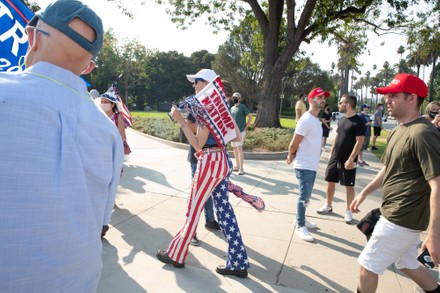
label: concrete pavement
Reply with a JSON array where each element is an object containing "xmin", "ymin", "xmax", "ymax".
[{"xmin": 97, "ymin": 125, "xmax": 437, "ymax": 293}]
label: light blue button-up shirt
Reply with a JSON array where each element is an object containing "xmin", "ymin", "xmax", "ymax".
[{"xmin": 0, "ymin": 62, "xmax": 124, "ymax": 292}]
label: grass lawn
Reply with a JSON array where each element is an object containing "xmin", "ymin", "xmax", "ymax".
[
  {"xmin": 131, "ymin": 111, "xmax": 167, "ymax": 118},
  {"xmin": 370, "ymin": 128, "xmax": 389, "ymax": 160},
  {"xmin": 132, "ymin": 111, "xmax": 296, "ymax": 128},
  {"xmin": 130, "ymin": 111, "xmax": 387, "ymax": 156}
]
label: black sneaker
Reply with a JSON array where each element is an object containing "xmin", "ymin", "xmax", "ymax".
[
  {"xmin": 216, "ymin": 265, "xmax": 248, "ymax": 278},
  {"xmin": 190, "ymin": 234, "xmax": 200, "ymax": 246},
  {"xmin": 205, "ymin": 220, "xmax": 221, "ymax": 231},
  {"xmin": 371, "ymin": 146, "xmax": 378, "ymax": 151},
  {"xmin": 101, "ymin": 225, "xmax": 109, "ymax": 238},
  {"xmin": 156, "ymin": 249, "xmax": 185, "ymax": 268}
]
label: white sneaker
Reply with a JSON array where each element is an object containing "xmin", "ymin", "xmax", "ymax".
[
  {"xmin": 344, "ymin": 210, "xmax": 353, "ymax": 223},
  {"xmin": 305, "ymin": 218, "xmax": 318, "ymax": 229},
  {"xmin": 296, "ymin": 226, "xmax": 314, "ymax": 242},
  {"xmin": 317, "ymin": 203, "xmax": 333, "ymax": 214}
]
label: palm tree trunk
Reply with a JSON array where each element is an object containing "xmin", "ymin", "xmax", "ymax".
[{"xmin": 428, "ymin": 56, "xmax": 437, "ymax": 101}]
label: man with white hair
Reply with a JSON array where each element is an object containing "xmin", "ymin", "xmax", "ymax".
[{"xmin": 0, "ymin": 1, "xmax": 123, "ymax": 291}]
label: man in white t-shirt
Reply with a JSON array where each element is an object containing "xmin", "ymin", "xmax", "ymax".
[{"xmin": 286, "ymin": 87, "xmax": 330, "ymax": 241}]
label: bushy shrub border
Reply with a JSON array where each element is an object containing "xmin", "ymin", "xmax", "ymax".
[
  {"xmin": 132, "ymin": 117, "xmax": 293, "ymax": 152},
  {"xmin": 132, "ymin": 117, "xmax": 181, "ymax": 142}
]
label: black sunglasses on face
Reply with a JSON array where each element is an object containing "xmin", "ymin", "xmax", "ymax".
[{"xmin": 194, "ymin": 78, "xmax": 206, "ymax": 85}]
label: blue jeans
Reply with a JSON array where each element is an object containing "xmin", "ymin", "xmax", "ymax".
[
  {"xmin": 295, "ymin": 169, "xmax": 317, "ymax": 227},
  {"xmin": 191, "ymin": 162, "xmax": 215, "ymax": 223}
]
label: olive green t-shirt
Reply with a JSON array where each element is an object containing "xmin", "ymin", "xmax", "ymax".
[{"xmin": 381, "ymin": 117, "xmax": 440, "ymax": 230}]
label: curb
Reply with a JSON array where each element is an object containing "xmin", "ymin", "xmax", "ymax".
[{"xmin": 132, "ymin": 129, "xmax": 288, "ymax": 161}]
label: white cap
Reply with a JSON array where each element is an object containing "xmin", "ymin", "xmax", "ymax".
[
  {"xmin": 186, "ymin": 69, "xmax": 217, "ymax": 83},
  {"xmin": 232, "ymin": 92, "xmax": 241, "ymax": 98},
  {"xmin": 90, "ymin": 89, "xmax": 100, "ymax": 99}
]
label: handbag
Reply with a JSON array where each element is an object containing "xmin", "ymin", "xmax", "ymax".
[{"xmin": 356, "ymin": 208, "xmax": 381, "ymax": 240}]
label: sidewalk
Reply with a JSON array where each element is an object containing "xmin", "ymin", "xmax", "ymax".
[{"xmin": 97, "ymin": 126, "xmax": 436, "ymax": 293}]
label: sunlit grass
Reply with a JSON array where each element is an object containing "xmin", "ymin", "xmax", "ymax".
[
  {"xmin": 370, "ymin": 128, "xmax": 389, "ymax": 159},
  {"xmin": 280, "ymin": 117, "xmax": 296, "ymax": 128},
  {"xmin": 131, "ymin": 111, "xmax": 167, "ymax": 118},
  {"xmin": 131, "ymin": 111, "xmax": 388, "ymax": 155},
  {"xmin": 132, "ymin": 111, "xmax": 296, "ymax": 128}
]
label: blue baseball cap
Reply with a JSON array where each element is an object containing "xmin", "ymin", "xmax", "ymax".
[
  {"xmin": 361, "ymin": 104, "xmax": 370, "ymax": 110},
  {"xmin": 28, "ymin": 0, "xmax": 103, "ymax": 57}
]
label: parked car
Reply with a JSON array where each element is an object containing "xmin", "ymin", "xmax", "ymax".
[
  {"xmin": 332, "ymin": 112, "xmax": 346, "ymax": 120},
  {"xmin": 144, "ymin": 106, "xmax": 152, "ymax": 111},
  {"xmin": 368, "ymin": 114, "xmax": 387, "ymax": 122}
]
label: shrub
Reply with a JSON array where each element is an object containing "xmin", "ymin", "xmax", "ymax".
[
  {"xmin": 242, "ymin": 128, "xmax": 293, "ymax": 152},
  {"xmin": 132, "ymin": 117, "xmax": 293, "ymax": 152},
  {"xmin": 132, "ymin": 117, "xmax": 181, "ymax": 142}
]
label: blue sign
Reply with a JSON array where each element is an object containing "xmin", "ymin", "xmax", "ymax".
[{"xmin": 0, "ymin": 0, "xmax": 33, "ymax": 72}]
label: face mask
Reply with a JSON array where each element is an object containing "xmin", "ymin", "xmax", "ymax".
[
  {"xmin": 429, "ymin": 111, "xmax": 439, "ymax": 119},
  {"xmin": 100, "ymin": 104, "xmax": 112, "ymax": 112}
]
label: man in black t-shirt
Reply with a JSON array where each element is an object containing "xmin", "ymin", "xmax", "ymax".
[
  {"xmin": 317, "ymin": 94, "xmax": 365, "ymax": 224},
  {"xmin": 321, "ymin": 103, "xmax": 333, "ymax": 150}
]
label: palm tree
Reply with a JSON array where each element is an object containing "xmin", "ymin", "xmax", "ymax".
[
  {"xmin": 397, "ymin": 46, "xmax": 405, "ymax": 61},
  {"xmin": 383, "ymin": 61, "xmax": 390, "ymax": 85},
  {"xmin": 396, "ymin": 46, "xmax": 407, "ymax": 73},
  {"xmin": 407, "ymin": 48, "xmax": 427, "ymax": 77},
  {"xmin": 334, "ymin": 23, "xmax": 367, "ymax": 96},
  {"xmin": 406, "ymin": 11, "xmax": 439, "ymax": 101},
  {"xmin": 364, "ymin": 70, "xmax": 371, "ymax": 105}
]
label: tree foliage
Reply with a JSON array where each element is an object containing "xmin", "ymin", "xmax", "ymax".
[
  {"xmin": 87, "ymin": 31, "xmax": 217, "ymax": 110},
  {"xmin": 212, "ymin": 14, "xmax": 265, "ymax": 110},
  {"xmin": 212, "ymin": 12, "xmax": 334, "ymax": 113},
  {"xmin": 406, "ymin": 11, "xmax": 439, "ymax": 101},
  {"xmin": 155, "ymin": 0, "xmax": 437, "ymax": 128}
]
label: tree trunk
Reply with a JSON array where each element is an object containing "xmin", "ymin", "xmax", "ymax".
[
  {"xmin": 428, "ymin": 57, "xmax": 437, "ymax": 101},
  {"xmin": 123, "ymin": 78, "xmax": 129, "ymax": 105},
  {"xmin": 254, "ymin": 68, "xmax": 283, "ymax": 128},
  {"xmin": 339, "ymin": 68, "xmax": 350, "ymax": 96},
  {"xmin": 249, "ymin": 0, "xmax": 316, "ymax": 128}
]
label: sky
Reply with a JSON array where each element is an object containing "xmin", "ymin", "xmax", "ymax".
[{"xmin": 32, "ymin": 0, "xmax": 420, "ymax": 79}]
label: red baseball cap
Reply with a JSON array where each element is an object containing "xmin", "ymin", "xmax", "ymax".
[
  {"xmin": 376, "ymin": 73, "xmax": 428, "ymax": 98},
  {"xmin": 308, "ymin": 87, "xmax": 330, "ymax": 101}
]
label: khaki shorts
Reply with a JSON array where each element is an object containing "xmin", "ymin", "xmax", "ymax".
[{"xmin": 358, "ymin": 216, "xmax": 421, "ymax": 275}]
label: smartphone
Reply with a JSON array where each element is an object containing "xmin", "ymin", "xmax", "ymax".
[{"xmin": 417, "ymin": 248, "xmax": 435, "ymax": 269}]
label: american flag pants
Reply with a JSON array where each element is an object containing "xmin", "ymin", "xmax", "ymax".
[{"xmin": 166, "ymin": 148, "xmax": 249, "ymax": 270}]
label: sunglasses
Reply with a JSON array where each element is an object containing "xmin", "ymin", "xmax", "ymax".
[{"xmin": 194, "ymin": 78, "xmax": 206, "ymax": 85}]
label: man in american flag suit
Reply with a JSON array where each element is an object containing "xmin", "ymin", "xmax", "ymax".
[{"xmin": 156, "ymin": 69, "xmax": 249, "ymax": 278}]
